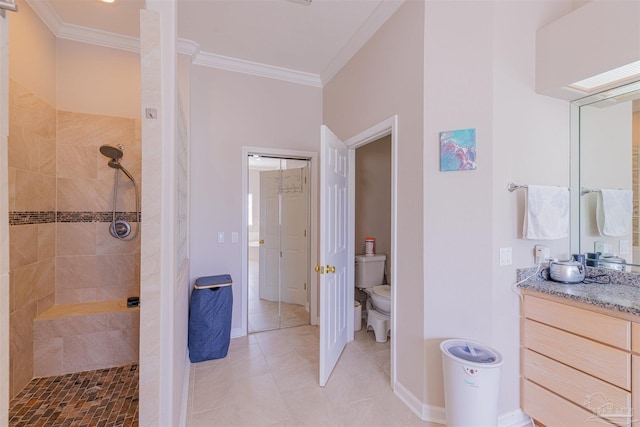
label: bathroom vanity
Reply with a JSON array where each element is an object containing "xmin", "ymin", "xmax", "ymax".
[{"xmin": 518, "ymin": 268, "xmax": 640, "ymax": 426}]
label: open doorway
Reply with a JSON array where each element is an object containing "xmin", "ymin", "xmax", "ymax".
[
  {"xmin": 246, "ymin": 154, "xmax": 311, "ymax": 333},
  {"xmin": 344, "ymin": 116, "xmax": 398, "ymax": 386},
  {"xmin": 354, "ymin": 135, "xmax": 392, "ymax": 339}
]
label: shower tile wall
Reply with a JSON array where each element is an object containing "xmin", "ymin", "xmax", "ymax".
[
  {"xmin": 8, "ymin": 79, "xmax": 57, "ymax": 397},
  {"xmin": 56, "ymin": 111, "xmax": 141, "ymax": 304},
  {"xmin": 8, "ymin": 80, "xmax": 142, "ymax": 398}
]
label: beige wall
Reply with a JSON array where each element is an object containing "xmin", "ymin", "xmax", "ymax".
[
  {"xmin": 422, "ymin": 1, "xmax": 495, "ymax": 411},
  {"xmin": 324, "ymin": 0, "xmax": 425, "ymax": 402},
  {"xmin": 8, "ymin": 0, "xmax": 56, "ymax": 107},
  {"xmin": 189, "ymin": 67, "xmax": 322, "ymax": 334},
  {"xmin": 490, "ymin": 0, "xmax": 572, "ymax": 416},
  {"xmin": 327, "ymin": 0, "xmax": 574, "ymax": 419},
  {"xmin": 355, "ymin": 135, "xmax": 391, "ymax": 266},
  {"xmin": 536, "ymin": 0, "xmax": 640, "ymax": 100},
  {"xmin": 425, "ymin": 0, "xmax": 572, "ymax": 416},
  {"xmin": 56, "ymin": 39, "xmax": 140, "ymax": 119}
]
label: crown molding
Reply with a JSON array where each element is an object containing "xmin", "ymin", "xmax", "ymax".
[
  {"xmin": 57, "ymin": 23, "xmax": 139, "ymax": 52},
  {"xmin": 193, "ymin": 52, "xmax": 322, "ymax": 88},
  {"xmin": 321, "ymin": 0, "xmax": 404, "ymax": 85},
  {"xmin": 26, "ymin": 0, "xmax": 138, "ymax": 52},
  {"xmin": 26, "ymin": 0, "xmax": 63, "ymax": 35},
  {"xmin": 25, "ymin": 0, "xmax": 387, "ymax": 87},
  {"xmin": 177, "ymin": 38, "xmax": 200, "ymax": 60}
]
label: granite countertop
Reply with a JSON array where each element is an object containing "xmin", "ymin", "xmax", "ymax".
[{"xmin": 517, "ymin": 266, "xmax": 640, "ymax": 317}]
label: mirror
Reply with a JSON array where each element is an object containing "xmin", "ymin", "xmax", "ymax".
[{"xmin": 573, "ymin": 80, "xmax": 640, "ymax": 271}]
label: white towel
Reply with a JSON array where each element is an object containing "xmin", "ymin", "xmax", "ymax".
[
  {"xmin": 523, "ymin": 185, "xmax": 569, "ymax": 240},
  {"xmin": 596, "ymin": 189, "xmax": 632, "ymax": 237}
]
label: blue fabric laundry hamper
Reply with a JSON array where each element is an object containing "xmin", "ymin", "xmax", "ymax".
[{"xmin": 188, "ymin": 274, "xmax": 233, "ymax": 363}]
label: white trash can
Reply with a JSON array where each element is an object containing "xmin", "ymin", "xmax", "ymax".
[
  {"xmin": 440, "ymin": 339, "xmax": 503, "ymax": 426},
  {"xmin": 354, "ymin": 301, "xmax": 362, "ymax": 332}
]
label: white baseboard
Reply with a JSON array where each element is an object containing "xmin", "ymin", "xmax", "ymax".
[
  {"xmin": 230, "ymin": 327, "xmax": 244, "ymax": 339},
  {"xmin": 499, "ymin": 409, "xmax": 532, "ymax": 427},
  {"xmin": 178, "ymin": 352, "xmax": 191, "ymax": 427},
  {"xmin": 422, "ymin": 404, "xmax": 446, "ymax": 424},
  {"xmin": 393, "ymin": 379, "xmax": 531, "ymax": 427},
  {"xmin": 393, "ymin": 381, "xmax": 446, "ymax": 424}
]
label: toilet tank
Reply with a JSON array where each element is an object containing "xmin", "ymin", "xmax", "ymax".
[{"xmin": 355, "ymin": 254, "xmax": 386, "ymax": 288}]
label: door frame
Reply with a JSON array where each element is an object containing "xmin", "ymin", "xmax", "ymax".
[
  {"xmin": 344, "ymin": 115, "xmax": 398, "ymax": 386},
  {"xmin": 241, "ymin": 146, "xmax": 318, "ymax": 335}
]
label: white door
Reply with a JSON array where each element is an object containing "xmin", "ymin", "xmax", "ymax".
[
  {"xmin": 280, "ymin": 167, "xmax": 308, "ymax": 306},
  {"xmin": 259, "ymin": 169, "xmax": 281, "ymax": 302},
  {"xmin": 319, "ymin": 126, "xmax": 349, "ymax": 386}
]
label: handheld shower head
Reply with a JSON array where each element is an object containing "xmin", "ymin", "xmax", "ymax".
[{"xmin": 108, "ymin": 159, "xmax": 136, "ymax": 182}]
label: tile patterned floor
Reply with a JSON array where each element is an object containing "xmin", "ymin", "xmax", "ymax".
[
  {"xmin": 9, "ymin": 364, "xmax": 138, "ymax": 427},
  {"xmin": 187, "ymin": 325, "xmax": 442, "ymax": 426}
]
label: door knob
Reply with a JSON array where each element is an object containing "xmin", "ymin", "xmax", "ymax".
[
  {"xmin": 326, "ymin": 265, "xmax": 336, "ymax": 273},
  {"xmin": 259, "ymin": 239, "xmax": 264, "ymax": 244},
  {"xmin": 314, "ymin": 265, "xmax": 325, "ymax": 274}
]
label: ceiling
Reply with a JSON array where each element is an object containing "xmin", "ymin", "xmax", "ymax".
[{"xmin": 37, "ymin": 0, "xmax": 405, "ymax": 84}]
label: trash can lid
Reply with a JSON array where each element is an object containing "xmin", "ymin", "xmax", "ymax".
[{"xmin": 440, "ymin": 339, "xmax": 503, "ymax": 366}]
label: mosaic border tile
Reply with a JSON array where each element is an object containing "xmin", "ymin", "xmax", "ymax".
[
  {"xmin": 9, "ymin": 211, "xmax": 56, "ymax": 226},
  {"xmin": 56, "ymin": 211, "xmax": 140, "ymax": 223},
  {"xmin": 9, "ymin": 211, "xmax": 140, "ymax": 226}
]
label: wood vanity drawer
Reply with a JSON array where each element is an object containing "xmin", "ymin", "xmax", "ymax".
[
  {"xmin": 523, "ymin": 349, "xmax": 631, "ymax": 424},
  {"xmin": 523, "ymin": 380, "xmax": 616, "ymax": 426},
  {"xmin": 632, "ymin": 323, "xmax": 640, "ymax": 353},
  {"xmin": 524, "ymin": 295, "xmax": 630, "ymax": 350},
  {"xmin": 524, "ymin": 319, "xmax": 631, "ymax": 390}
]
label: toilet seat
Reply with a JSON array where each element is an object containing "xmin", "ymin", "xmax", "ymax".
[
  {"xmin": 368, "ymin": 284, "xmax": 391, "ymax": 315},
  {"xmin": 372, "ymin": 285, "xmax": 390, "ymax": 299}
]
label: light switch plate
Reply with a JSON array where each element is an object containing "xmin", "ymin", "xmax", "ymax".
[
  {"xmin": 499, "ymin": 247, "xmax": 512, "ymax": 266},
  {"xmin": 231, "ymin": 232, "xmax": 238, "ymax": 243},
  {"xmin": 217, "ymin": 232, "xmax": 224, "ymax": 243},
  {"xmin": 620, "ymin": 239, "xmax": 630, "ymax": 255}
]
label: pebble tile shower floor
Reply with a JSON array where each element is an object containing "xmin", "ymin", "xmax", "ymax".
[{"xmin": 9, "ymin": 364, "xmax": 138, "ymax": 426}]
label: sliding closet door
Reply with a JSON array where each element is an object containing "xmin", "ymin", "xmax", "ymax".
[{"xmin": 248, "ymin": 157, "xmax": 310, "ymax": 332}]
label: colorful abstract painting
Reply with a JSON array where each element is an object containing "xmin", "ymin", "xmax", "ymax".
[{"xmin": 440, "ymin": 128, "xmax": 477, "ymax": 172}]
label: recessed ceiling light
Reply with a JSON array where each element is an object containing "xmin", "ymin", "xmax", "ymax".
[
  {"xmin": 569, "ymin": 60, "xmax": 640, "ymax": 93},
  {"xmin": 288, "ymin": 0, "xmax": 312, "ymax": 5},
  {"xmin": 99, "ymin": 0, "xmax": 119, "ymax": 5}
]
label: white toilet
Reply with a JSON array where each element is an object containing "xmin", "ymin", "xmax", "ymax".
[{"xmin": 355, "ymin": 254, "xmax": 390, "ymax": 342}]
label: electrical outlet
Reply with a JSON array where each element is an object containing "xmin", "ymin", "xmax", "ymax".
[
  {"xmin": 594, "ymin": 241, "xmax": 612, "ymax": 254},
  {"xmin": 499, "ymin": 247, "xmax": 512, "ymax": 266},
  {"xmin": 535, "ymin": 245, "xmax": 550, "ymax": 264}
]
